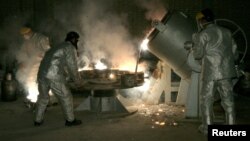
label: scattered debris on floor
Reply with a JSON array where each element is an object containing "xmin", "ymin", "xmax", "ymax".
[{"xmin": 137, "ymin": 103, "xmax": 185, "ymax": 128}]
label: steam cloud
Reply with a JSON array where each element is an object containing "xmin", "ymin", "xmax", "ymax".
[{"xmin": 79, "ymin": 1, "xmax": 137, "ymax": 71}]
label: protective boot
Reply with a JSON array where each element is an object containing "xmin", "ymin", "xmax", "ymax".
[
  {"xmin": 199, "ymin": 99, "xmax": 213, "ymax": 135},
  {"xmin": 34, "ymin": 121, "xmax": 44, "ymax": 126},
  {"xmin": 34, "ymin": 97, "xmax": 49, "ymax": 124},
  {"xmin": 199, "ymin": 114, "xmax": 212, "ymax": 135},
  {"xmin": 59, "ymin": 94, "xmax": 75, "ymax": 121},
  {"xmin": 218, "ymin": 79, "xmax": 236, "ymax": 125},
  {"xmin": 65, "ymin": 119, "xmax": 82, "ymax": 126}
]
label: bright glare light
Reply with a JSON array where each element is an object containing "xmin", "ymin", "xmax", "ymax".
[
  {"xmin": 95, "ymin": 60, "xmax": 107, "ymax": 70},
  {"xmin": 137, "ymin": 78, "xmax": 150, "ymax": 92},
  {"xmin": 144, "ymin": 72, "xmax": 149, "ymax": 78},
  {"xmin": 26, "ymin": 83, "xmax": 39, "ymax": 103},
  {"xmin": 109, "ymin": 73, "xmax": 116, "ymax": 79},
  {"xmin": 78, "ymin": 67, "xmax": 91, "ymax": 71},
  {"xmin": 140, "ymin": 38, "xmax": 149, "ymax": 51},
  {"xmin": 159, "ymin": 122, "xmax": 166, "ymax": 126},
  {"xmin": 155, "ymin": 121, "xmax": 160, "ymax": 125}
]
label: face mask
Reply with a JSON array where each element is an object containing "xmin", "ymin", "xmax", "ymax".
[
  {"xmin": 199, "ymin": 22, "xmax": 204, "ymax": 29},
  {"xmin": 70, "ymin": 39, "xmax": 78, "ymax": 50},
  {"xmin": 196, "ymin": 19, "xmax": 201, "ymax": 31}
]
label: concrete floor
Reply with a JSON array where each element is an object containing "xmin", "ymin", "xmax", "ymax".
[{"xmin": 0, "ymin": 93, "xmax": 250, "ymax": 141}]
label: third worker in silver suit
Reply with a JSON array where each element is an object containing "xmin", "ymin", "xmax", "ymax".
[
  {"xmin": 34, "ymin": 31, "xmax": 82, "ymax": 126},
  {"xmin": 191, "ymin": 9, "xmax": 238, "ymax": 134}
]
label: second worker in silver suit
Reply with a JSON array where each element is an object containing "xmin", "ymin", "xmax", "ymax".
[
  {"xmin": 192, "ymin": 9, "xmax": 238, "ymax": 134},
  {"xmin": 34, "ymin": 31, "xmax": 82, "ymax": 126}
]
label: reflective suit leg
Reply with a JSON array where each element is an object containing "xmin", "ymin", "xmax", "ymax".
[
  {"xmin": 50, "ymin": 81, "xmax": 75, "ymax": 122},
  {"xmin": 35, "ymin": 80, "xmax": 50, "ymax": 122},
  {"xmin": 48, "ymin": 91, "xmax": 58, "ymax": 105},
  {"xmin": 217, "ymin": 79, "xmax": 235, "ymax": 125},
  {"xmin": 199, "ymin": 80, "xmax": 216, "ymax": 133}
]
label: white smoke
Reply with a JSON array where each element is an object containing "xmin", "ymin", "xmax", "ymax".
[
  {"xmin": 136, "ymin": 0, "xmax": 167, "ymax": 21},
  {"xmin": 79, "ymin": 1, "xmax": 138, "ymax": 71},
  {"xmin": 50, "ymin": 0, "xmax": 168, "ymax": 72}
]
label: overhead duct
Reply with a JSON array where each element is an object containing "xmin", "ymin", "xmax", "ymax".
[{"xmin": 147, "ymin": 11, "xmax": 197, "ymax": 79}]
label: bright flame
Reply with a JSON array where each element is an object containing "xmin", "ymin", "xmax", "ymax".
[
  {"xmin": 78, "ymin": 53, "xmax": 147, "ymax": 72},
  {"xmin": 24, "ymin": 63, "xmax": 40, "ymax": 103},
  {"xmin": 112, "ymin": 61, "xmax": 138, "ymax": 72},
  {"xmin": 26, "ymin": 82, "xmax": 39, "ymax": 103},
  {"xmin": 140, "ymin": 38, "xmax": 149, "ymax": 51},
  {"xmin": 95, "ymin": 60, "xmax": 107, "ymax": 70},
  {"xmin": 159, "ymin": 122, "xmax": 166, "ymax": 126},
  {"xmin": 78, "ymin": 66, "xmax": 93, "ymax": 71},
  {"xmin": 109, "ymin": 73, "xmax": 116, "ymax": 79}
]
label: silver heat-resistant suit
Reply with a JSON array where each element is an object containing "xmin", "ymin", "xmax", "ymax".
[
  {"xmin": 192, "ymin": 24, "xmax": 237, "ymax": 131},
  {"xmin": 35, "ymin": 41, "xmax": 80, "ymax": 123}
]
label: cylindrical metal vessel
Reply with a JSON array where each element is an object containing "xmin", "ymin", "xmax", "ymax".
[
  {"xmin": 148, "ymin": 11, "xmax": 196, "ymax": 79},
  {"xmin": 1, "ymin": 73, "xmax": 17, "ymax": 101}
]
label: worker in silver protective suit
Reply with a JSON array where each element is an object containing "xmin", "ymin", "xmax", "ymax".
[
  {"xmin": 191, "ymin": 9, "xmax": 237, "ymax": 134},
  {"xmin": 34, "ymin": 31, "xmax": 82, "ymax": 126},
  {"xmin": 17, "ymin": 26, "xmax": 59, "ymax": 106}
]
